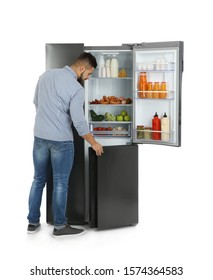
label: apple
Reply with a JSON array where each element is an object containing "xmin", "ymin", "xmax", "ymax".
[
  {"xmin": 124, "ymin": 115, "xmax": 131, "ymax": 121},
  {"xmin": 120, "ymin": 110, "xmax": 128, "ymax": 117},
  {"xmin": 116, "ymin": 115, "xmax": 123, "ymax": 121}
]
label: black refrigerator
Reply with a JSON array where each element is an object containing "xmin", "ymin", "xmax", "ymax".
[{"xmin": 46, "ymin": 42, "xmax": 183, "ymax": 229}]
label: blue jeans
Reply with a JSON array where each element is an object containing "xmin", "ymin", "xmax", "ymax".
[{"xmin": 27, "ymin": 137, "xmax": 74, "ymax": 226}]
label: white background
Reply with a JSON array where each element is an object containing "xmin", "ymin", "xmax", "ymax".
[{"xmin": 0, "ymin": 0, "xmax": 212, "ymax": 279}]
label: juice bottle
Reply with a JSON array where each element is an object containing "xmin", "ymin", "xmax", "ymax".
[
  {"xmin": 152, "ymin": 112, "xmax": 161, "ymax": 140},
  {"xmin": 160, "ymin": 82, "xmax": 167, "ymax": 98},
  {"xmin": 153, "ymin": 82, "xmax": 159, "ymax": 98},
  {"xmin": 161, "ymin": 112, "xmax": 170, "ymax": 141}
]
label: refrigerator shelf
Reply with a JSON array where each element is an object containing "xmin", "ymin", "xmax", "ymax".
[
  {"xmin": 89, "ymin": 77, "xmax": 132, "ymax": 80},
  {"xmin": 135, "ymin": 97, "xmax": 174, "ymax": 101},
  {"xmin": 135, "ymin": 69, "xmax": 174, "ymax": 73},
  {"xmin": 89, "ymin": 104, "xmax": 133, "ymax": 107},
  {"xmin": 89, "ymin": 121, "xmax": 132, "ymax": 124},
  {"xmin": 136, "ymin": 129, "xmax": 173, "ymax": 133}
]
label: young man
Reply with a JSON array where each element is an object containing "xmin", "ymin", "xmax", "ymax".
[{"xmin": 27, "ymin": 52, "xmax": 103, "ymax": 236}]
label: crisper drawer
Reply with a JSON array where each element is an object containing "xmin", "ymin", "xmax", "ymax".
[{"xmin": 89, "ymin": 121, "xmax": 132, "ymax": 137}]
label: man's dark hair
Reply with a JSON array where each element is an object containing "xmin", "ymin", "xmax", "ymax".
[{"xmin": 75, "ymin": 52, "xmax": 97, "ymax": 69}]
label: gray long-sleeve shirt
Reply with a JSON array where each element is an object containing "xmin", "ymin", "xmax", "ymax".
[{"xmin": 33, "ymin": 66, "xmax": 90, "ymax": 141}]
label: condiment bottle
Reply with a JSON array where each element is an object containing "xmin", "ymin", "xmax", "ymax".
[
  {"xmin": 161, "ymin": 112, "xmax": 170, "ymax": 141},
  {"xmin": 98, "ymin": 55, "xmax": 105, "ymax": 77},
  {"xmin": 152, "ymin": 112, "xmax": 161, "ymax": 140},
  {"xmin": 159, "ymin": 82, "xmax": 167, "ymax": 98},
  {"xmin": 110, "ymin": 55, "xmax": 119, "ymax": 77}
]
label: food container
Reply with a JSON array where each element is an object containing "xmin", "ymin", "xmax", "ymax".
[
  {"xmin": 137, "ymin": 125, "xmax": 144, "ymax": 139},
  {"xmin": 144, "ymin": 127, "xmax": 152, "ymax": 139},
  {"xmin": 159, "ymin": 82, "xmax": 167, "ymax": 99}
]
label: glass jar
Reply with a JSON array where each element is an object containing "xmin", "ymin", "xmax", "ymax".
[
  {"xmin": 137, "ymin": 125, "xmax": 144, "ymax": 139},
  {"xmin": 153, "ymin": 82, "xmax": 160, "ymax": 98},
  {"xmin": 146, "ymin": 82, "xmax": 153, "ymax": 98},
  {"xmin": 138, "ymin": 72, "xmax": 147, "ymax": 98},
  {"xmin": 159, "ymin": 82, "xmax": 167, "ymax": 98},
  {"xmin": 144, "ymin": 127, "xmax": 152, "ymax": 140}
]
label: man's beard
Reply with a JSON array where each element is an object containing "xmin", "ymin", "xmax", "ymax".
[{"xmin": 77, "ymin": 73, "xmax": 84, "ymax": 86}]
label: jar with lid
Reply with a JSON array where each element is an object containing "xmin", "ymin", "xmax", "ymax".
[
  {"xmin": 159, "ymin": 82, "xmax": 167, "ymax": 98},
  {"xmin": 153, "ymin": 82, "xmax": 160, "ymax": 98},
  {"xmin": 138, "ymin": 72, "xmax": 147, "ymax": 98},
  {"xmin": 144, "ymin": 127, "xmax": 152, "ymax": 140},
  {"xmin": 137, "ymin": 125, "xmax": 144, "ymax": 139},
  {"xmin": 146, "ymin": 82, "xmax": 153, "ymax": 98}
]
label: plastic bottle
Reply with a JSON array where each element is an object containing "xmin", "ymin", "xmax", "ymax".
[
  {"xmin": 106, "ymin": 66, "xmax": 110, "ymax": 78},
  {"xmin": 110, "ymin": 55, "xmax": 119, "ymax": 77},
  {"xmin": 98, "ymin": 55, "xmax": 105, "ymax": 77},
  {"xmin": 161, "ymin": 112, "xmax": 170, "ymax": 141},
  {"xmin": 102, "ymin": 66, "xmax": 106, "ymax": 78},
  {"xmin": 152, "ymin": 112, "xmax": 161, "ymax": 140}
]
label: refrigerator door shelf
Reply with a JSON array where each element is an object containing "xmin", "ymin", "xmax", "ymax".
[
  {"xmin": 134, "ymin": 128, "xmax": 174, "ymax": 144},
  {"xmin": 135, "ymin": 91, "xmax": 175, "ymax": 100}
]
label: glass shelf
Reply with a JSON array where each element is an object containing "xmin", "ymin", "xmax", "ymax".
[
  {"xmin": 89, "ymin": 77, "xmax": 132, "ymax": 80},
  {"xmin": 135, "ymin": 69, "xmax": 174, "ymax": 73},
  {"xmin": 89, "ymin": 121, "xmax": 132, "ymax": 124},
  {"xmin": 89, "ymin": 104, "xmax": 133, "ymax": 106}
]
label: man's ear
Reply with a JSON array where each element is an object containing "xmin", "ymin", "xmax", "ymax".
[{"xmin": 79, "ymin": 65, "xmax": 86, "ymax": 73}]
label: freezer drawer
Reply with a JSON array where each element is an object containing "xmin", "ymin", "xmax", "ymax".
[{"xmin": 89, "ymin": 145, "xmax": 138, "ymax": 229}]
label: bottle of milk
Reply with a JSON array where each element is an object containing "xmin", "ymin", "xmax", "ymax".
[
  {"xmin": 110, "ymin": 55, "xmax": 119, "ymax": 78},
  {"xmin": 106, "ymin": 56, "xmax": 111, "ymax": 77},
  {"xmin": 161, "ymin": 112, "xmax": 170, "ymax": 141},
  {"xmin": 98, "ymin": 55, "xmax": 105, "ymax": 77}
]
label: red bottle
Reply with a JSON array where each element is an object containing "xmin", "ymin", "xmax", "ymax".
[{"xmin": 152, "ymin": 112, "xmax": 161, "ymax": 140}]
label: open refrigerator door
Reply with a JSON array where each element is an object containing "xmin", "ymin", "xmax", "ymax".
[{"xmin": 132, "ymin": 42, "xmax": 183, "ymax": 147}]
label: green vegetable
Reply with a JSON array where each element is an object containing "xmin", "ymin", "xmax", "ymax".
[
  {"xmin": 104, "ymin": 112, "xmax": 116, "ymax": 121},
  {"xmin": 90, "ymin": 110, "xmax": 97, "ymax": 119},
  {"xmin": 90, "ymin": 110, "xmax": 104, "ymax": 121},
  {"xmin": 92, "ymin": 115, "xmax": 105, "ymax": 121}
]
